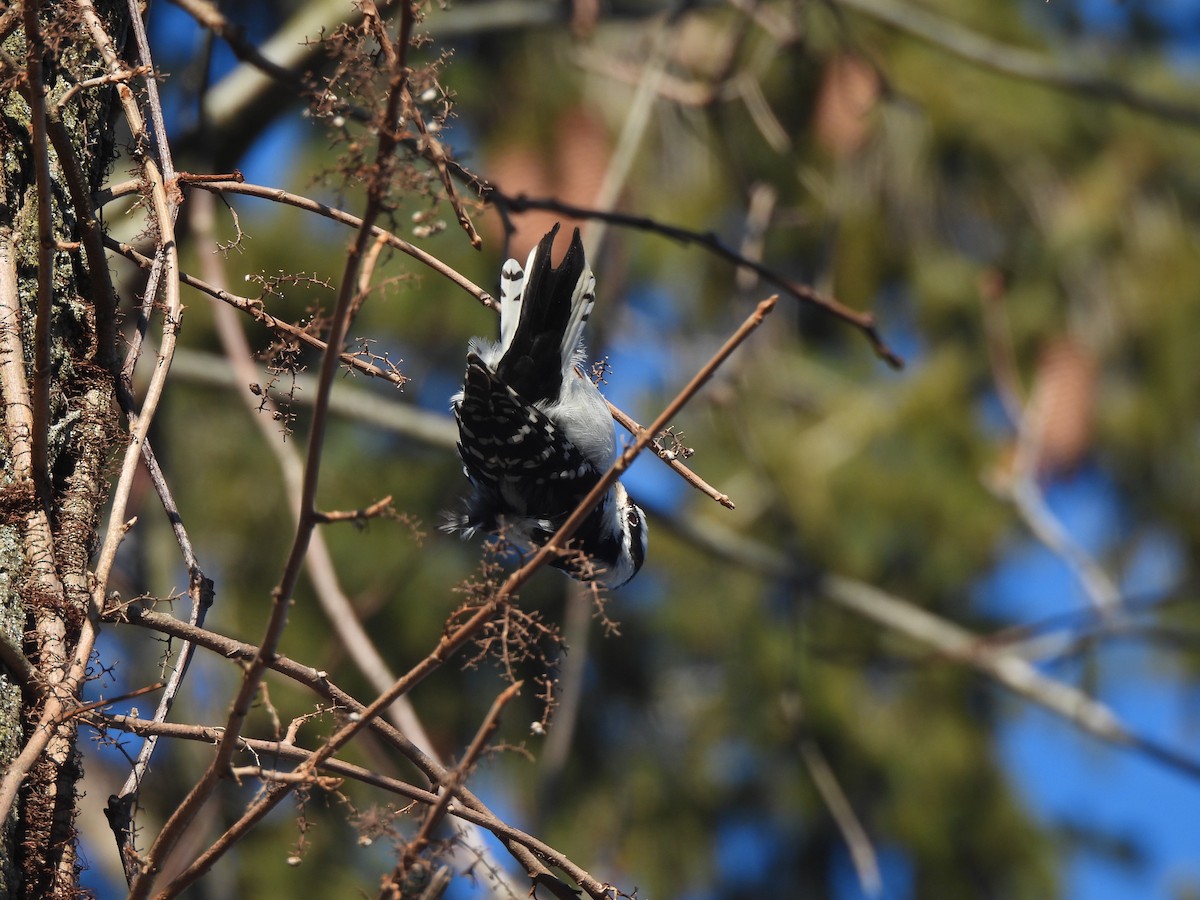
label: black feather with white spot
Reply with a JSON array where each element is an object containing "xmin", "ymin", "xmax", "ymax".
[{"xmin": 452, "ymin": 354, "xmax": 603, "ymax": 530}]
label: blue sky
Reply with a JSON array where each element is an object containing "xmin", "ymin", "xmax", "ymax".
[{"xmin": 975, "ymin": 466, "xmax": 1199, "ymax": 900}]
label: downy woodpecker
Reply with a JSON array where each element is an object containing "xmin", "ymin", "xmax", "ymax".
[{"xmin": 446, "ymin": 225, "xmax": 647, "ymax": 587}]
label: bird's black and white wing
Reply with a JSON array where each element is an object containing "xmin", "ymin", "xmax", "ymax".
[
  {"xmin": 451, "ymin": 353, "xmax": 603, "ymax": 536},
  {"xmin": 446, "ymin": 224, "xmax": 648, "ymax": 587}
]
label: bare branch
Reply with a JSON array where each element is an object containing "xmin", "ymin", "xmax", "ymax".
[
  {"xmin": 656, "ymin": 505, "xmax": 1200, "ymax": 783},
  {"xmin": 606, "ymin": 402, "xmax": 735, "ymax": 509},
  {"xmin": 58, "ymin": 682, "xmax": 164, "ymax": 723},
  {"xmin": 404, "ymin": 89, "xmax": 482, "ymax": 249},
  {"xmin": 799, "ymin": 738, "xmax": 881, "ymax": 898},
  {"xmin": 178, "ymin": 177, "xmax": 497, "ymax": 309},
  {"xmin": 313, "ymin": 496, "xmax": 395, "ymax": 524},
  {"xmin": 386, "ymin": 681, "xmax": 523, "ymax": 896},
  {"xmin": 91, "ymin": 711, "xmax": 614, "ymax": 893},
  {"xmin": 104, "ymin": 235, "xmax": 410, "ymax": 387},
  {"xmin": 167, "ymin": 0, "xmax": 311, "ymax": 88},
  {"xmin": 489, "ymin": 191, "xmax": 903, "ymax": 368},
  {"xmin": 1004, "ymin": 476, "xmax": 1122, "ymax": 618},
  {"xmin": 167, "ymin": 346, "xmax": 456, "ymax": 444},
  {"xmin": 978, "ymin": 279, "xmax": 1121, "ymax": 619}
]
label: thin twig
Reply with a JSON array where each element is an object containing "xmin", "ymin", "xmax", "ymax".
[
  {"xmin": 1005, "ymin": 476, "xmax": 1122, "ymax": 617},
  {"xmin": 167, "ymin": 0, "xmax": 309, "ymax": 87},
  {"xmin": 312, "ymin": 497, "xmax": 395, "ymax": 524},
  {"xmin": 119, "ymin": 241, "xmax": 171, "ymax": 388},
  {"xmin": 404, "ymin": 88, "xmax": 481, "ymax": 249},
  {"xmin": 104, "ymin": 181, "xmax": 212, "ymax": 880},
  {"xmin": 178, "ymin": 177, "xmax": 497, "ymax": 308},
  {"xmin": 350, "ymin": 230, "xmax": 390, "ymax": 324},
  {"xmin": 108, "ymin": 434, "xmax": 214, "ymax": 884},
  {"xmin": 54, "ymin": 64, "xmax": 151, "ymax": 111},
  {"xmin": 799, "ymin": 738, "xmax": 881, "ymax": 898},
  {"xmin": 430, "ymin": 681, "xmax": 522, "ymax": 836},
  {"xmin": 129, "ymin": 0, "xmax": 176, "ymax": 184},
  {"xmin": 489, "ymin": 191, "xmax": 903, "ymax": 368},
  {"xmin": 606, "ymin": 401, "xmax": 734, "ymax": 508},
  {"xmin": 166, "ymin": 346, "xmax": 456, "ymax": 446},
  {"xmin": 103, "ymin": 236, "xmax": 408, "ymax": 385},
  {"xmin": 103, "ymin": 0, "xmax": 183, "ymax": 390},
  {"xmin": 386, "ymin": 681, "xmax": 522, "ymax": 897},
  {"xmin": 58, "ymin": 681, "xmax": 165, "ymax": 722}
]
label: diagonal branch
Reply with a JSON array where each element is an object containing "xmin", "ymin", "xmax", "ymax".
[
  {"xmin": 656, "ymin": 504, "xmax": 1200, "ymax": 783},
  {"xmin": 798, "ymin": 737, "xmax": 881, "ymax": 898},
  {"xmin": 384, "ymin": 681, "xmax": 522, "ymax": 897},
  {"xmin": 488, "ymin": 190, "xmax": 903, "ymax": 368},
  {"xmin": 176, "ymin": 177, "xmax": 497, "ymax": 307},
  {"xmin": 107, "ymin": 431, "xmax": 214, "ymax": 885}
]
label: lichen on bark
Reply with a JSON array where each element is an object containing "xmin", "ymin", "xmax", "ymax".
[{"xmin": 0, "ymin": 2, "xmax": 125, "ymax": 896}]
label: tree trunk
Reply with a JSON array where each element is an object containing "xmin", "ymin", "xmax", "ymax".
[{"xmin": 1, "ymin": 2, "xmax": 125, "ymax": 896}]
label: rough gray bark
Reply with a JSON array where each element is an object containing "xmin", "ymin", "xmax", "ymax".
[{"xmin": 1, "ymin": 2, "xmax": 124, "ymax": 896}]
